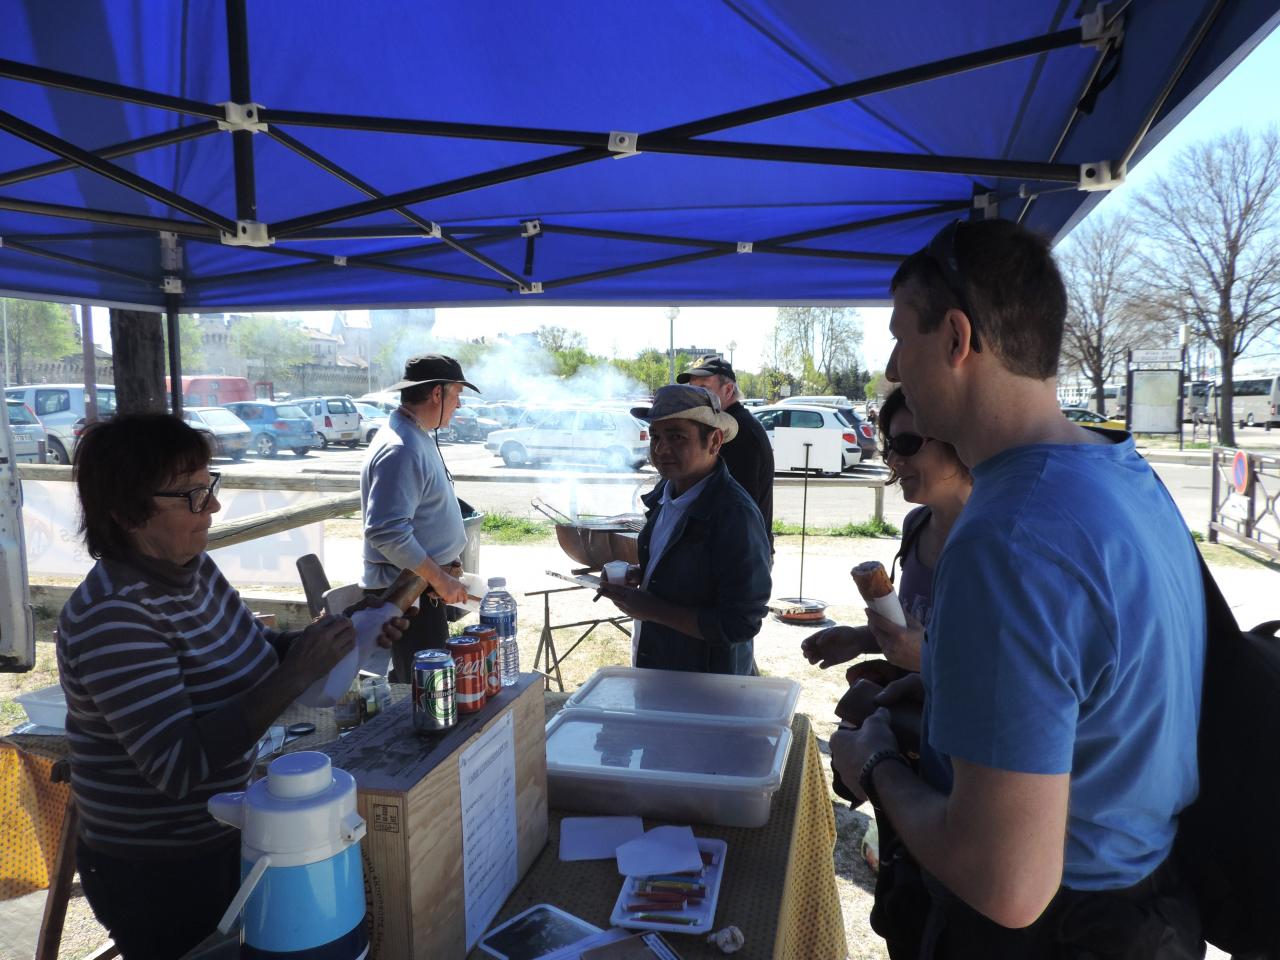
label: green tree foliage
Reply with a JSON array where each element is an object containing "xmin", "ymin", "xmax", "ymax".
[
  {"xmin": 611, "ymin": 348, "xmax": 697, "ymax": 395},
  {"xmin": 550, "ymin": 346, "xmax": 598, "ymax": 379},
  {"xmin": 769, "ymin": 306, "xmax": 864, "ymax": 395},
  {"xmin": 232, "ymin": 314, "xmax": 311, "ymax": 384},
  {"xmin": 1, "ymin": 298, "xmax": 77, "ymax": 385},
  {"xmin": 535, "ymin": 325, "xmax": 587, "ymax": 353},
  {"xmin": 167, "ymin": 314, "xmax": 206, "ymax": 371}
]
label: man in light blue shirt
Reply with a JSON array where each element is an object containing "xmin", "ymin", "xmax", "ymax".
[
  {"xmin": 831, "ymin": 220, "xmax": 1204, "ymax": 957},
  {"xmin": 361, "ymin": 354, "xmax": 475, "ymax": 680}
]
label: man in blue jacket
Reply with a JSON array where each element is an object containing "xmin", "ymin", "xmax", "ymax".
[{"xmin": 597, "ymin": 384, "xmax": 771, "ymax": 674}]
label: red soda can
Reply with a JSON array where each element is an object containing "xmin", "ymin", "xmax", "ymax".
[
  {"xmin": 463, "ymin": 625, "xmax": 501, "ymax": 699},
  {"xmin": 445, "ymin": 637, "xmax": 487, "ymax": 713}
]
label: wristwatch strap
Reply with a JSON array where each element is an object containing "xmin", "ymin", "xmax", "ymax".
[{"xmin": 858, "ymin": 748, "xmax": 911, "ymax": 808}]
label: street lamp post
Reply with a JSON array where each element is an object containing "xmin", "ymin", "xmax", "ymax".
[
  {"xmin": 665, "ymin": 306, "xmax": 679, "ymax": 384},
  {"xmin": 728, "ymin": 340, "xmax": 737, "ymax": 367}
]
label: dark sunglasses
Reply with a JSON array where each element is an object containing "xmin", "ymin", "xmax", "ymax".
[
  {"xmin": 155, "ymin": 472, "xmax": 221, "ymax": 513},
  {"xmin": 881, "ymin": 433, "xmax": 928, "ymax": 459},
  {"xmin": 924, "ymin": 219, "xmax": 982, "ymax": 353}
]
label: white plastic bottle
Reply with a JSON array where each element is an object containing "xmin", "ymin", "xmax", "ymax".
[{"xmin": 480, "ymin": 577, "xmax": 520, "ymax": 685}]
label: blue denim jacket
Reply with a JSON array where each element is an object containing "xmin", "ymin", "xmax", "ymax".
[{"xmin": 634, "ymin": 459, "xmax": 771, "ymax": 674}]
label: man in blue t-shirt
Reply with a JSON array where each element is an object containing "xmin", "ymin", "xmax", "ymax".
[{"xmin": 831, "ymin": 219, "xmax": 1205, "ymax": 956}]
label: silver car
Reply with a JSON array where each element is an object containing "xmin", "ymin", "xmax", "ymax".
[
  {"xmin": 5, "ymin": 400, "xmax": 48, "ymax": 463},
  {"xmin": 183, "ymin": 406, "xmax": 252, "ymax": 460},
  {"xmin": 4, "ymin": 384, "xmax": 117, "ymax": 464}
]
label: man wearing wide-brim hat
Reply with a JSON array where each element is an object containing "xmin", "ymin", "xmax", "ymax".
[
  {"xmin": 596, "ymin": 384, "xmax": 771, "ymax": 675},
  {"xmin": 361, "ymin": 354, "xmax": 477, "ymax": 680}
]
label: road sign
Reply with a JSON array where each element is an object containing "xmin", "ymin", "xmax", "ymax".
[
  {"xmin": 1232, "ymin": 449, "xmax": 1251, "ymax": 496},
  {"xmin": 1131, "ymin": 348, "xmax": 1182, "ymax": 364}
]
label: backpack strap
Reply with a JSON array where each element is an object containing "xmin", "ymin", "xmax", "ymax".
[{"xmin": 891, "ymin": 506, "xmax": 931, "ymax": 585}]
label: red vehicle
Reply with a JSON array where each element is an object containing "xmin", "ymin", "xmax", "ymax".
[{"xmin": 166, "ymin": 376, "xmax": 273, "ymax": 408}]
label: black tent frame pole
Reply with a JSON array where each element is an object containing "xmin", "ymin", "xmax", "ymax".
[
  {"xmin": 0, "ymin": 196, "xmax": 219, "ymax": 237},
  {"xmin": 226, "ymin": 0, "xmax": 257, "ymax": 222},
  {"xmin": 267, "ymin": 26, "xmax": 1084, "ymax": 237},
  {"xmin": 165, "ymin": 293, "xmax": 183, "ymax": 417},
  {"xmin": 266, "ymin": 128, "xmax": 528, "ymax": 287},
  {"xmin": 0, "ymin": 122, "xmax": 219, "ymax": 188},
  {"xmin": 0, "ymin": 109, "xmax": 236, "ymax": 233},
  {"xmin": 0, "ymin": 58, "xmax": 222, "ymax": 120},
  {"xmin": 0, "ymin": 237, "xmax": 155, "ymax": 283}
]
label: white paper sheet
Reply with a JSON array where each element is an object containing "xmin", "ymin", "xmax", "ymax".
[
  {"xmin": 615, "ymin": 825, "xmax": 703, "ymax": 877},
  {"xmin": 461, "ymin": 710, "xmax": 519, "ymax": 951},
  {"xmin": 296, "ymin": 601, "xmax": 398, "ymax": 706},
  {"xmin": 559, "ymin": 816, "xmax": 645, "ymax": 862}
]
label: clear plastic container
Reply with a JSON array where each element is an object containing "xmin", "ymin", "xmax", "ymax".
[
  {"xmin": 545, "ymin": 710, "xmax": 792, "ymax": 828},
  {"xmin": 480, "ymin": 576, "xmax": 520, "ymax": 686},
  {"xmin": 15, "ymin": 684, "xmax": 66, "ymax": 729},
  {"xmin": 563, "ymin": 666, "xmax": 800, "ymax": 727}
]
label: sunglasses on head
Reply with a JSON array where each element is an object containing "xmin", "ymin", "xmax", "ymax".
[
  {"xmin": 882, "ymin": 433, "xmax": 928, "ymax": 459},
  {"xmin": 924, "ymin": 219, "xmax": 982, "ymax": 353}
]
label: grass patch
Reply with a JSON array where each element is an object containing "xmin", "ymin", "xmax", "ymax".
[
  {"xmin": 481, "ymin": 513, "xmax": 554, "ymax": 544},
  {"xmin": 773, "ymin": 517, "xmax": 901, "ymax": 538},
  {"xmin": 1199, "ymin": 540, "xmax": 1280, "ymax": 573},
  {"xmin": 0, "ymin": 699, "xmax": 27, "ymax": 728}
]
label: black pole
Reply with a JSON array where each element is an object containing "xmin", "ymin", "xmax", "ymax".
[
  {"xmin": 166, "ymin": 293, "xmax": 183, "ymax": 417},
  {"xmin": 0, "ymin": 195, "xmax": 219, "ymax": 237},
  {"xmin": 0, "ymin": 122, "xmax": 219, "ymax": 189},
  {"xmin": 226, "ymin": 0, "xmax": 257, "ymax": 222},
  {"xmin": 0, "ymin": 109, "xmax": 236, "ymax": 233},
  {"xmin": 0, "ymin": 57, "xmax": 222, "ymax": 119}
]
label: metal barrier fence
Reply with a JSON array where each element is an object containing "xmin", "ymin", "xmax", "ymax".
[{"xmin": 1209, "ymin": 447, "xmax": 1280, "ymax": 561}]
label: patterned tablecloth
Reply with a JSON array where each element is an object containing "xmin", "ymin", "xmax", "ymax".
[{"xmin": 0, "ymin": 734, "xmax": 70, "ymax": 900}]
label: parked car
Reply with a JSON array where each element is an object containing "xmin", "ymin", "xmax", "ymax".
[
  {"xmin": 223, "ymin": 400, "xmax": 320, "ymax": 457},
  {"xmin": 778, "ymin": 394, "xmax": 852, "ymax": 407},
  {"xmin": 1062, "ymin": 407, "xmax": 1126, "ymax": 431},
  {"xmin": 3, "ymin": 384, "xmax": 117, "ymax": 464},
  {"xmin": 485, "ymin": 406, "xmax": 650, "ymax": 471},
  {"xmin": 451, "ymin": 405, "xmax": 502, "ymax": 442},
  {"xmin": 356, "ymin": 392, "xmax": 399, "ymax": 414},
  {"xmin": 182, "ymin": 406, "xmax": 252, "ymax": 460},
  {"xmin": 294, "ymin": 396, "xmax": 362, "ymax": 448},
  {"xmin": 5, "ymin": 400, "xmax": 49, "ymax": 463},
  {"xmin": 753, "ymin": 402, "xmax": 876, "ymax": 471},
  {"xmin": 355, "ymin": 402, "xmax": 390, "ymax": 443}
]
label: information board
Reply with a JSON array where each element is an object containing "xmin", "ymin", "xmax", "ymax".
[{"xmin": 1128, "ymin": 369, "xmax": 1181, "ymax": 434}]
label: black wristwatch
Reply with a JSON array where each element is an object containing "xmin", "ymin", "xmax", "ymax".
[{"xmin": 858, "ymin": 748, "xmax": 911, "ymax": 808}]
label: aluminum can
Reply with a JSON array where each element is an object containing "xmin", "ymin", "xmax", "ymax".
[
  {"xmin": 463, "ymin": 624, "xmax": 501, "ymax": 699},
  {"xmin": 446, "ymin": 637, "xmax": 487, "ymax": 714},
  {"xmin": 412, "ymin": 649, "xmax": 456, "ymax": 733}
]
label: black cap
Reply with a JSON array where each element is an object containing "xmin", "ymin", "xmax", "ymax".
[
  {"xmin": 386, "ymin": 353, "xmax": 479, "ymax": 393},
  {"xmin": 676, "ymin": 354, "xmax": 735, "ymax": 384}
]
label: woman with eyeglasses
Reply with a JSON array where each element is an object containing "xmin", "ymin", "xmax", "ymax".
[
  {"xmin": 802, "ymin": 386, "xmax": 971, "ymax": 675},
  {"xmin": 56, "ymin": 414, "xmax": 407, "ymax": 959}
]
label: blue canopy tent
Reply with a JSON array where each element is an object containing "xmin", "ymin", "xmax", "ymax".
[{"xmin": 2, "ymin": 1, "xmax": 1276, "ymax": 315}]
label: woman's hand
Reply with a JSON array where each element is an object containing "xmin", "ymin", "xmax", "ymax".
[
  {"xmin": 866, "ymin": 608, "xmax": 924, "ymax": 672},
  {"xmin": 801, "ymin": 625, "xmax": 876, "ymax": 668},
  {"xmin": 283, "ymin": 614, "xmax": 356, "ymax": 686},
  {"xmin": 596, "ymin": 582, "xmax": 665, "ymax": 622}
]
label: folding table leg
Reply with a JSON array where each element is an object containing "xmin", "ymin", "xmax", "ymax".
[{"xmin": 35, "ymin": 798, "xmax": 78, "ymax": 960}]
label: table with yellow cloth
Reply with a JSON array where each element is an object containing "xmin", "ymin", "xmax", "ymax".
[
  {"xmin": 465, "ymin": 703, "xmax": 848, "ymax": 960},
  {"xmin": 0, "ymin": 734, "xmax": 70, "ymax": 901}
]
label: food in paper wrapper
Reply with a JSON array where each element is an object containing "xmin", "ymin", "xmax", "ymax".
[{"xmin": 850, "ymin": 560, "xmax": 906, "ymax": 627}]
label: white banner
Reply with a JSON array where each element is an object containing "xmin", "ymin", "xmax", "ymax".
[{"xmin": 22, "ymin": 480, "xmax": 324, "ymax": 586}]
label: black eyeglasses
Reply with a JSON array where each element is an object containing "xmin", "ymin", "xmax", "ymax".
[
  {"xmin": 924, "ymin": 220, "xmax": 982, "ymax": 353},
  {"xmin": 881, "ymin": 434, "xmax": 928, "ymax": 459},
  {"xmin": 155, "ymin": 472, "xmax": 221, "ymax": 513}
]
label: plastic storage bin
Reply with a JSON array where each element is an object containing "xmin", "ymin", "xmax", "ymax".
[
  {"xmin": 16, "ymin": 684, "xmax": 66, "ymax": 729},
  {"xmin": 545, "ymin": 710, "xmax": 792, "ymax": 828},
  {"xmin": 563, "ymin": 667, "xmax": 800, "ymax": 727}
]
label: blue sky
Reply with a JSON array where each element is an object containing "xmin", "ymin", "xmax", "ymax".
[{"xmin": 431, "ymin": 24, "xmax": 1280, "ymax": 374}]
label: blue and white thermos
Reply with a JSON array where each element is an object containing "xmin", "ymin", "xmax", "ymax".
[{"xmin": 209, "ymin": 751, "xmax": 368, "ymax": 958}]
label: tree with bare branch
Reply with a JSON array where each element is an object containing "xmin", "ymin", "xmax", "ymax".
[
  {"xmin": 1058, "ymin": 212, "xmax": 1165, "ymax": 415},
  {"xmin": 770, "ymin": 306, "xmax": 862, "ymax": 394},
  {"xmin": 1133, "ymin": 127, "xmax": 1280, "ymax": 445}
]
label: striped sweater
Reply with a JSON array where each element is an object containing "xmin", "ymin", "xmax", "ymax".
[{"xmin": 57, "ymin": 551, "xmax": 289, "ymax": 859}]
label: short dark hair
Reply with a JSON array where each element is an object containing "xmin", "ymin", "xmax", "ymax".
[
  {"xmin": 890, "ymin": 219, "xmax": 1066, "ymax": 379},
  {"xmin": 401, "ymin": 382, "xmax": 443, "ymax": 405},
  {"xmin": 877, "ymin": 387, "xmax": 970, "ymax": 486},
  {"xmin": 74, "ymin": 414, "xmax": 210, "ymax": 559}
]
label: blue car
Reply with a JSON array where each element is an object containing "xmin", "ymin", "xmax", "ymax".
[{"xmin": 223, "ymin": 401, "xmax": 320, "ymax": 458}]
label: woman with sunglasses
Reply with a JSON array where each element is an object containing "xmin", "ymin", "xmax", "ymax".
[
  {"xmin": 56, "ymin": 414, "xmax": 408, "ymax": 959},
  {"xmin": 802, "ymin": 386, "xmax": 970, "ymax": 675}
]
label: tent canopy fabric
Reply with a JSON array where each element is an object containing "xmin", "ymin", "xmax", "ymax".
[{"xmin": 1, "ymin": 1, "xmax": 1277, "ymax": 312}]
